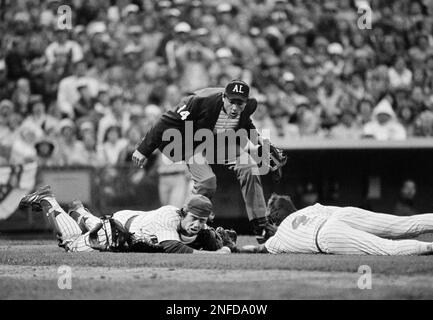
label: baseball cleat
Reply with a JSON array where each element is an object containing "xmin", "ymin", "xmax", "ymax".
[
  {"xmin": 68, "ymin": 199, "xmax": 91, "ymax": 216},
  {"xmin": 19, "ymin": 185, "xmax": 53, "ymax": 210}
]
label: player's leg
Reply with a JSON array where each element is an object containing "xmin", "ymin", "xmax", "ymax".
[
  {"xmin": 186, "ymin": 152, "xmax": 217, "ymax": 199},
  {"xmin": 167, "ymin": 174, "xmax": 190, "ymax": 208},
  {"xmin": 158, "ymin": 175, "xmax": 172, "ymax": 206},
  {"xmin": 20, "ymin": 186, "xmax": 96, "ymax": 252},
  {"xmin": 333, "ymin": 207, "xmax": 433, "ymax": 239},
  {"xmin": 318, "ymin": 219, "xmax": 433, "ymax": 255},
  {"xmin": 68, "ymin": 200, "xmax": 112, "ymax": 248},
  {"xmin": 19, "ymin": 186, "xmax": 82, "ymax": 240}
]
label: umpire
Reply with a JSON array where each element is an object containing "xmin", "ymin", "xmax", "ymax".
[{"xmin": 132, "ymin": 80, "xmax": 276, "ymax": 243}]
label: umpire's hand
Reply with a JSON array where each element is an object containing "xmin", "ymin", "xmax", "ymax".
[{"xmin": 132, "ymin": 150, "xmax": 147, "ymax": 168}]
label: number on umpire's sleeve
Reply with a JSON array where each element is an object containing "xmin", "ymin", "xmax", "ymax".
[{"xmin": 177, "ymin": 104, "xmax": 190, "ymax": 120}]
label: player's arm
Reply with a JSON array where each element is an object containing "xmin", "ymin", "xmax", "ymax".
[
  {"xmin": 134, "ymin": 95, "xmax": 197, "ymax": 159},
  {"xmin": 159, "ymin": 240, "xmax": 231, "ymax": 254},
  {"xmin": 239, "ymin": 244, "xmax": 269, "ymax": 254}
]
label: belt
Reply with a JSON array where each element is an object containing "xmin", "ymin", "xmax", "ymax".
[
  {"xmin": 314, "ymin": 219, "xmax": 327, "ymax": 254},
  {"xmin": 125, "ymin": 215, "xmax": 138, "ymax": 231}
]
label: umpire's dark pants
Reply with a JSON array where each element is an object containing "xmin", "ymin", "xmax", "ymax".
[{"xmin": 186, "ymin": 146, "xmax": 267, "ymax": 221}]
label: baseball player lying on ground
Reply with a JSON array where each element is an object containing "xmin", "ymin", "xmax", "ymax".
[
  {"xmin": 19, "ymin": 186, "xmax": 237, "ymax": 254},
  {"xmin": 241, "ymin": 194, "xmax": 433, "ymax": 255}
]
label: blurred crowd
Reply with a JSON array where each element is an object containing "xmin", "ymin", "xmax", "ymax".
[{"xmin": 1, "ymin": 0, "xmax": 433, "ymax": 167}]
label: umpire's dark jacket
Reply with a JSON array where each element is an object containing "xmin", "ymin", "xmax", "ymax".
[{"xmin": 136, "ymin": 87, "xmax": 258, "ymax": 162}]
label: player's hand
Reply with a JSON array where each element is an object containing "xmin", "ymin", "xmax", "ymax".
[
  {"xmin": 239, "ymin": 245, "xmax": 259, "ymax": 253},
  {"xmin": 132, "ymin": 150, "xmax": 147, "ymax": 168}
]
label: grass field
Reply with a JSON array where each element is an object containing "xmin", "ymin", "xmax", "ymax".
[{"xmin": 1, "ymin": 234, "xmax": 433, "ymax": 300}]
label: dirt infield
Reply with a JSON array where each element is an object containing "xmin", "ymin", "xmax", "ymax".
[{"xmin": 1, "ymin": 236, "xmax": 433, "ymax": 299}]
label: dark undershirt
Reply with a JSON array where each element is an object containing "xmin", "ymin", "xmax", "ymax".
[{"xmin": 159, "ymin": 240, "xmax": 194, "ymax": 253}]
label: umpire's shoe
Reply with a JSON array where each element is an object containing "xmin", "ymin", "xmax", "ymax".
[
  {"xmin": 251, "ymin": 217, "xmax": 277, "ymax": 244},
  {"xmin": 19, "ymin": 185, "xmax": 53, "ymax": 211}
]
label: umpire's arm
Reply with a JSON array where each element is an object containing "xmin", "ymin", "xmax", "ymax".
[{"xmin": 132, "ymin": 95, "xmax": 197, "ymax": 166}]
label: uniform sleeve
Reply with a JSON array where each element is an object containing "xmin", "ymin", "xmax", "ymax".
[
  {"xmin": 136, "ymin": 95, "xmax": 197, "ymax": 157},
  {"xmin": 159, "ymin": 240, "xmax": 194, "ymax": 253},
  {"xmin": 264, "ymin": 235, "xmax": 283, "ymax": 254},
  {"xmin": 154, "ymin": 223, "xmax": 181, "ymax": 243},
  {"xmin": 153, "ymin": 209, "xmax": 182, "ymax": 243}
]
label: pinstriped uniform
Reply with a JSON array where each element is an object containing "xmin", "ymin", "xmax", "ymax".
[
  {"xmin": 265, "ymin": 204, "xmax": 333, "ymax": 254},
  {"xmin": 112, "ymin": 205, "xmax": 197, "ymax": 245},
  {"xmin": 48, "ymin": 206, "xmax": 111, "ymax": 252},
  {"xmin": 265, "ymin": 204, "xmax": 433, "ymax": 255}
]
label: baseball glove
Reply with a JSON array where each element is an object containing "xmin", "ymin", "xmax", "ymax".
[
  {"xmin": 190, "ymin": 227, "xmax": 224, "ymax": 251},
  {"xmin": 269, "ymin": 143, "xmax": 288, "ymax": 183},
  {"xmin": 190, "ymin": 227, "xmax": 239, "ymax": 252},
  {"xmin": 215, "ymin": 227, "xmax": 239, "ymax": 253},
  {"xmin": 107, "ymin": 217, "xmax": 164, "ymax": 253}
]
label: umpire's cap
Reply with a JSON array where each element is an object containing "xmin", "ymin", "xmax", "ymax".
[
  {"xmin": 184, "ymin": 195, "xmax": 213, "ymax": 218},
  {"xmin": 224, "ymin": 80, "xmax": 250, "ymax": 103}
]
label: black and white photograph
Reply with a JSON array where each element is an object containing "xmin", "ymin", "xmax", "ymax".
[{"xmin": 1, "ymin": 0, "xmax": 433, "ymax": 306}]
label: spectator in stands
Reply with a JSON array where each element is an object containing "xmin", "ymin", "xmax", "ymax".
[
  {"xmin": 117, "ymin": 125, "xmax": 143, "ymax": 166},
  {"xmin": 0, "ymin": 100, "xmax": 14, "ymax": 142},
  {"xmin": 397, "ymin": 104, "xmax": 416, "ymax": 137},
  {"xmin": 81, "ymin": 130, "xmax": 103, "ymax": 167},
  {"xmin": 57, "ymin": 59, "xmax": 98, "ymax": 118},
  {"xmin": 34, "ymin": 137, "xmax": 63, "ymax": 167},
  {"xmin": 73, "ymin": 79, "xmax": 99, "ymax": 122},
  {"xmin": 394, "ymin": 179, "xmax": 417, "ymax": 216},
  {"xmin": 328, "ymin": 109, "xmax": 362, "ymax": 139},
  {"xmin": 45, "ymin": 28, "xmax": 83, "ymax": 65},
  {"xmin": 21, "ymin": 96, "xmax": 57, "ymax": 136},
  {"xmin": 2, "ymin": 0, "xmax": 433, "ymax": 173},
  {"xmin": 356, "ymin": 98, "xmax": 374, "ymax": 126},
  {"xmin": 413, "ymin": 105, "xmax": 433, "ymax": 137},
  {"xmin": 270, "ymin": 107, "xmax": 300, "ymax": 143},
  {"xmin": 99, "ymin": 125, "xmax": 127, "ymax": 166},
  {"xmin": 296, "ymin": 102, "xmax": 324, "ymax": 137},
  {"xmin": 317, "ymin": 71, "xmax": 345, "ymax": 129},
  {"xmin": 12, "ymin": 78, "xmax": 32, "ymax": 116},
  {"xmin": 9, "ymin": 124, "xmax": 39, "ymax": 165},
  {"xmin": 388, "ymin": 56, "xmax": 413, "ymax": 90},
  {"xmin": 56, "ymin": 119, "xmax": 87, "ymax": 166},
  {"xmin": 97, "ymin": 94, "xmax": 130, "ymax": 145},
  {"xmin": 362, "ymin": 98, "xmax": 407, "ymax": 140}
]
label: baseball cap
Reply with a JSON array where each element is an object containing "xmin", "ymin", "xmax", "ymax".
[
  {"xmin": 184, "ymin": 195, "xmax": 213, "ymax": 218},
  {"xmin": 224, "ymin": 80, "xmax": 250, "ymax": 103}
]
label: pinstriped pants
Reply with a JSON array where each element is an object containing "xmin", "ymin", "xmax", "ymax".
[
  {"xmin": 48, "ymin": 206, "xmax": 110, "ymax": 252},
  {"xmin": 317, "ymin": 207, "xmax": 433, "ymax": 255}
]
